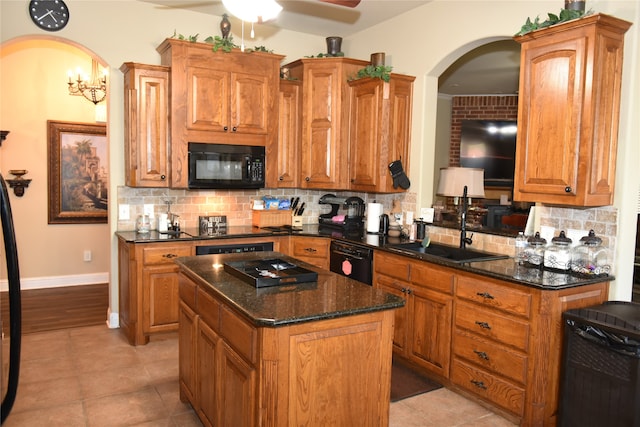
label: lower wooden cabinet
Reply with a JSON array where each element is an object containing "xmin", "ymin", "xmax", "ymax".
[
  {"xmin": 287, "ymin": 235, "xmax": 330, "ymax": 270},
  {"xmin": 178, "ymin": 271, "xmax": 395, "ymax": 426}
]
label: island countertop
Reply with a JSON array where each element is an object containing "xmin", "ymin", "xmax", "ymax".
[{"xmin": 174, "ymin": 251, "xmax": 405, "ymax": 327}]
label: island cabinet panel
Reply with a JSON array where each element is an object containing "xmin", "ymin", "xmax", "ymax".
[
  {"xmin": 120, "ymin": 62, "xmax": 170, "ymax": 188},
  {"xmin": 178, "ymin": 301, "xmax": 198, "ymax": 405},
  {"xmin": 513, "ymin": 13, "xmax": 631, "ymax": 206},
  {"xmin": 156, "ymin": 38, "xmax": 284, "ymax": 188},
  {"xmin": 178, "ymin": 270, "xmax": 396, "ymax": 427},
  {"xmin": 373, "ymin": 251, "xmax": 453, "ymax": 380}
]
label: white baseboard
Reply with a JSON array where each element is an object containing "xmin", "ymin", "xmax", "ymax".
[{"xmin": 0, "ymin": 272, "xmax": 110, "ymax": 292}]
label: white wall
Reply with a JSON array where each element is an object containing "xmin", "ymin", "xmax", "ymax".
[{"xmin": 1, "ymin": 0, "xmax": 638, "ymax": 319}]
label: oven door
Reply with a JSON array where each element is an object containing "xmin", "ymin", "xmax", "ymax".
[{"xmin": 329, "ymin": 241, "xmax": 373, "ymax": 286}]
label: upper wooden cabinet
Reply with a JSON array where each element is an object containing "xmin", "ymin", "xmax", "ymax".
[
  {"xmin": 120, "ymin": 62, "xmax": 170, "ymax": 188},
  {"xmin": 513, "ymin": 14, "xmax": 631, "ymax": 206},
  {"xmin": 269, "ymin": 79, "xmax": 302, "ymax": 188},
  {"xmin": 156, "ymin": 39, "xmax": 284, "ymax": 188},
  {"xmin": 348, "ymin": 75, "xmax": 414, "ymax": 193},
  {"xmin": 286, "ymin": 58, "xmax": 369, "ymax": 190}
]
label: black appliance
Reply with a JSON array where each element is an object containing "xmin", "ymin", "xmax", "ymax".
[
  {"xmin": 318, "ymin": 194, "xmax": 365, "ymax": 234},
  {"xmin": 329, "ymin": 240, "xmax": 373, "ymax": 286},
  {"xmin": 195, "ymin": 241, "xmax": 274, "ymax": 255},
  {"xmin": 188, "ymin": 142, "xmax": 265, "ymax": 189},
  {"xmin": 0, "ymin": 174, "xmax": 22, "ymax": 423},
  {"xmin": 559, "ymin": 301, "xmax": 640, "ymax": 427}
]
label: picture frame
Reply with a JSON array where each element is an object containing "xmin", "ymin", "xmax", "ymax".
[{"xmin": 47, "ymin": 120, "xmax": 108, "ymax": 224}]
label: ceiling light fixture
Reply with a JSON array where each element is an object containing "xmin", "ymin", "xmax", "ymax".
[
  {"xmin": 67, "ymin": 58, "xmax": 108, "ymax": 105},
  {"xmin": 221, "ymin": 0, "xmax": 282, "ymax": 23}
]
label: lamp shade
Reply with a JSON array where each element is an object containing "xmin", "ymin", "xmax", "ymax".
[
  {"xmin": 222, "ymin": 0, "xmax": 282, "ymax": 23},
  {"xmin": 436, "ymin": 167, "xmax": 485, "ymax": 198}
]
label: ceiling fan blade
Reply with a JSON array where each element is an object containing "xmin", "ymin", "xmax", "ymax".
[{"xmin": 318, "ymin": 0, "xmax": 361, "ymax": 7}]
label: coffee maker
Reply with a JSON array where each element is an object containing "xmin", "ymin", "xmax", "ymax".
[{"xmin": 318, "ymin": 194, "xmax": 365, "ymax": 233}]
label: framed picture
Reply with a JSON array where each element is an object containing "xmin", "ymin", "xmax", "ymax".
[{"xmin": 47, "ymin": 120, "xmax": 108, "ymax": 224}]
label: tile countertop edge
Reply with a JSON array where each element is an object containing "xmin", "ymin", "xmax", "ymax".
[
  {"xmin": 174, "ymin": 252, "xmax": 405, "ymax": 328},
  {"xmin": 115, "ymin": 226, "xmax": 613, "ymax": 290}
]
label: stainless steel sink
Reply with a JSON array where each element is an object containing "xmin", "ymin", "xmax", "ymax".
[{"xmin": 388, "ymin": 242, "xmax": 509, "ymax": 263}]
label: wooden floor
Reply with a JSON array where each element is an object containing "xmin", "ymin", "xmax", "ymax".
[{"xmin": 1, "ymin": 283, "xmax": 109, "ymax": 335}]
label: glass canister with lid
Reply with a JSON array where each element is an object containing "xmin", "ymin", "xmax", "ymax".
[
  {"xmin": 524, "ymin": 232, "xmax": 547, "ymax": 268},
  {"xmin": 544, "ymin": 230, "xmax": 572, "ymax": 271},
  {"xmin": 570, "ymin": 229, "xmax": 611, "ymax": 276}
]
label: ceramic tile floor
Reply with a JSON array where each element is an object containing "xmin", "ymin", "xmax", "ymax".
[{"xmin": 3, "ymin": 325, "xmax": 517, "ymax": 426}]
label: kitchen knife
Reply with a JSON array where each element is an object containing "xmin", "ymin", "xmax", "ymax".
[
  {"xmin": 296, "ymin": 203, "xmax": 305, "ymax": 216},
  {"xmin": 291, "ymin": 197, "xmax": 299, "ymax": 212}
]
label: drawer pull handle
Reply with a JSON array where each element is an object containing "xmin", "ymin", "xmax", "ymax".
[
  {"xmin": 304, "ymin": 248, "xmax": 317, "ymax": 253},
  {"xmin": 471, "ymin": 380, "xmax": 487, "ymax": 390},
  {"xmin": 476, "ymin": 292, "xmax": 494, "ymax": 299},
  {"xmin": 473, "ymin": 350, "xmax": 489, "ymax": 360},
  {"xmin": 475, "ymin": 321, "xmax": 491, "ymax": 330},
  {"xmin": 163, "ymin": 253, "xmax": 178, "ymax": 259}
]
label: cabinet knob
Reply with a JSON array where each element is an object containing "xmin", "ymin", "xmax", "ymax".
[
  {"xmin": 565, "ymin": 186, "xmax": 572, "ymax": 193},
  {"xmin": 305, "ymin": 177, "xmax": 310, "ymax": 182},
  {"xmin": 470, "ymin": 380, "xmax": 487, "ymax": 390},
  {"xmin": 279, "ymin": 176, "xmax": 284, "ymax": 181},
  {"xmin": 162, "ymin": 253, "xmax": 178, "ymax": 259},
  {"xmin": 475, "ymin": 321, "xmax": 491, "ymax": 330},
  {"xmin": 401, "ymin": 287, "xmax": 407, "ymax": 293},
  {"xmin": 223, "ymin": 126, "xmax": 229, "ymax": 131},
  {"xmin": 304, "ymin": 247, "xmax": 317, "ymax": 253},
  {"xmin": 160, "ymin": 174, "xmax": 166, "ymax": 180},
  {"xmin": 232, "ymin": 126, "xmax": 237, "ymax": 132}
]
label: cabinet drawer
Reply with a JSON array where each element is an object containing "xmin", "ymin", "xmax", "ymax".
[
  {"xmin": 374, "ymin": 252, "xmax": 410, "ymax": 282},
  {"xmin": 179, "ymin": 274, "xmax": 197, "ymax": 311},
  {"xmin": 291, "ymin": 237, "xmax": 329, "ymax": 259},
  {"xmin": 451, "ymin": 358, "xmax": 524, "ymax": 416},
  {"xmin": 143, "ymin": 245, "xmax": 192, "ymax": 265},
  {"xmin": 453, "ymin": 328, "xmax": 528, "ymax": 384},
  {"xmin": 455, "ymin": 300, "xmax": 530, "ymax": 351},
  {"xmin": 456, "ymin": 274, "xmax": 532, "ymax": 318},
  {"xmin": 410, "ymin": 261, "xmax": 454, "ymax": 295},
  {"xmin": 196, "ymin": 287, "xmax": 220, "ymax": 332},
  {"xmin": 220, "ymin": 305, "xmax": 257, "ymax": 365}
]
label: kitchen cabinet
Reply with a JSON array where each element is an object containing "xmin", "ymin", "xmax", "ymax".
[
  {"xmin": 178, "ymin": 264, "xmax": 395, "ymax": 427},
  {"xmin": 287, "ymin": 235, "xmax": 330, "ymax": 270},
  {"xmin": 286, "ymin": 57, "xmax": 369, "ymax": 189},
  {"xmin": 513, "ymin": 13, "xmax": 631, "ymax": 206},
  {"xmin": 374, "ymin": 251, "xmax": 453, "ymax": 379},
  {"xmin": 156, "ymin": 39, "xmax": 284, "ymax": 188},
  {"xmin": 268, "ymin": 79, "xmax": 301, "ymax": 188},
  {"xmin": 348, "ymin": 75, "xmax": 414, "ymax": 193},
  {"xmin": 120, "ymin": 62, "xmax": 170, "ymax": 188}
]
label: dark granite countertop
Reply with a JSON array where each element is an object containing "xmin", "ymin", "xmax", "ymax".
[
  {"xmin": 174, "ymin": 251, "xmax": 405, "ymax": 327},
  {"xmin": 116, "ymin": 225, "xmax": 613, "ymax": 291}
]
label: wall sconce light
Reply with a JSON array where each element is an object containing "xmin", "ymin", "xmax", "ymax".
[
  {"xmin": 67, "ymin": 58, "xmax": 108, "ymax": 105},
  {"xmin": 6, "ymin": 170, "xmax": 31, "ymax": 197}
]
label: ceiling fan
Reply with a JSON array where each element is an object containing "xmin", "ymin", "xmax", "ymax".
[{"xmin": 318, "ymin": 0, "xmax": 361, "ymax": 7}]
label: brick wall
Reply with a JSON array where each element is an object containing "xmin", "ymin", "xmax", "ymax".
[{"xmin": 449, "ymin": 95, "xmax": 519, "ymax": 165}]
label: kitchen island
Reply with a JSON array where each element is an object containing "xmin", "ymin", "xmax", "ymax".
[{"xmin": 174, "ymin": 251, "xmax": 404, "ymax": 427}]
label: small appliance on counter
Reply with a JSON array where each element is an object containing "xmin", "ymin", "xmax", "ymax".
[{"xmin": 318, "ymin": 194, "xmax": 365, "ymax": 234}]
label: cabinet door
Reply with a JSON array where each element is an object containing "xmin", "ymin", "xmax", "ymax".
[
  {"xmin": 197, "ymin": 320, "xmax": 220, "ymax": 427},
  {"xmin": 375, "ymin": 274, "xmax": 409, "ymax": 355},
  {"xmin": 219, "ymin": 342, "xmax": 256, "ymax": 427},
  {"xmin": 142, "ymin": 265, "xmax": 180, "ymax": 332},
  {"xmin": 300, "ymin": 64, "xmax": 345, "ymax": 189},
  {"xmin": 410, "ymin": 286, "xmax": 452, "ymax": 378},
  {"xmin": 121, "ymin": 63, "xmax": 170, "ymax": 188},
  {"xmin": 187, "ymin": 66, "xmax": 229, "ymax": 132},
  {"xmin": 515, "ymin": 36, "xmax": 583, "ymax": 200},
  {"xmin": 179, "ymin": 301, "xmax": 198, "ymax": 405},
  {"xmin": 271, "ymin": 80, "xmax": 301, "ymax": 187},
  {"xmin": 349, "ymin": 78, "xmax": 382, "ymax": 191},
  {"xmin": 231, "ymin": 72, "xmax": 269, "ymax": 134}
]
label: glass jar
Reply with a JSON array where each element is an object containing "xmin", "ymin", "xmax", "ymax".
[
  {"xmin": 136, "ymin": 214, "xmax": 151, "ymax": 233},
  {"xmin": 570, "ymin": 230, "xmax": 611, "ymax": 276},
  {"xmin": 544, "ymin": 230, "xmax": 572, "ymax": 270},
  {"xmin": 524, "ymin": 232, "xmax": 547, "ymax": 268}
]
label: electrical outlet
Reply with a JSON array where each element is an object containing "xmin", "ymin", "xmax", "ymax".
[
  {"xmin": 119, "ymin": 204, "xmax": 130, "ymax": 220},
  {"xmin": 83, "ymin": 250, "xmax": 92, "ymax": 262},
  {"xmin": 143, "ymin": 204, "xmax": 154, "ymax": 217}
]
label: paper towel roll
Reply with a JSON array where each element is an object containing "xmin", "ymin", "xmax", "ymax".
[{"xmin": 367, "ymin": 203, "xmax": 383, "ymax": 233}]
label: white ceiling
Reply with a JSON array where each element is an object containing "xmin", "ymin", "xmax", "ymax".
[{"xmin": 141, "ymin": 0, "xmax": 520, "ymax": 95}]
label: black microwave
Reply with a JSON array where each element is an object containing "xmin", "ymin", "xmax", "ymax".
[{"xmin": 188, "ymin": 142, "xmax": 265, "ymax": 189}]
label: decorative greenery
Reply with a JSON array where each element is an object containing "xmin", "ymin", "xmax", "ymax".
[
  {"xmin": 349, "ymin": 65, "xmax": 394, "ymax": 82},
  {"xmin": 171, "ymin": 30, "xmax": 199, "ymax": 42},
  {"xmin": 305, "ymin": 52, "xmax": 345, "ymax": 58},
  {"xmin": 205, "ymin": 35, "xmax": 239, "ymax": 52},
  {"xmin": 246, "ymin": 46, "xmax": 273, "ymax": 53},
  {"xmin": 516, "ymin": 8, "xmax": 592, "ymax": 36}
]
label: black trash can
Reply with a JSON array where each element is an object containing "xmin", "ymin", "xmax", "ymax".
[{"xmin": 560, "ymin": 301, "xmax": 640, "ymax": 427}]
